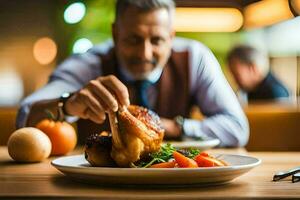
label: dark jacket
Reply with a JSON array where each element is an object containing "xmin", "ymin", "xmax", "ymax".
[{"xmin": 248, "ymin": 72, "xmax": 290, "ymax": 100}]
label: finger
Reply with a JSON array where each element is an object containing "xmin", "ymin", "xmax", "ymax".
[
  {"xmin": 101, "ymin": 75, "xmax": 130, "ymax": 107},
  {"xmin": 89, "ymin": 80, "xmax": 118, "ymax": 112},
  {"xmin": 83, "ymin": 90, "xmax": 106, "ymax": 115},
  {"xmin": 76, "ymin": 89, "xmax": 105, "ymax": 116},
  {"xmin": 84, "ymin": 108, "xmax": 106, "ymax": 124},
  {"xmin": 79, "ymin": 110, "xmax": 88, "ymax": 119},
  {"xmin": 66, "ymin": 92, "xmax": 90, "ymax": 118}
]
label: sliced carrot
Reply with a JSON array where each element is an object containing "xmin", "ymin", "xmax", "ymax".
[
  {"xmin": 149, "ymin": 161, "xmax": 176, "ymax": 168},
  {"xmin": 195, "ymin": 155, "xmax": 226, "ymax": 167},
  {"xmin": 173, "ymin": 151, "xmax": 198, "ymax": 168},
  {"xmin": 205, "ymin": 157, "xmax": 227, "ymax": 166},
  {"xmin": 194, "ymin": 155, "xmax": 214, "ymax": 167},
  {"xmin": 199, "ymin": 152, "xmax": 209, "ymax": 157}
]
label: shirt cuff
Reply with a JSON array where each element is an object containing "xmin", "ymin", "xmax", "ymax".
[
  {"xmin": 16, "ymin": 103, "xmax": 31, "ymax": 128},
  {"xmin": 182, "ymin": 119, "xmax": 207, "ymax": 139},
  {"xmin": 65, "ymin": 115, "xmax": 79, "ymax": 124}
]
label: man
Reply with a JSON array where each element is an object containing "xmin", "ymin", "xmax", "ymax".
[
  {"xmin": 17, "ymin": 0, "xmax": 249, "ymax": 147},
  {"xmin": 227, "ymin": 45, "xmax": 290, "ymax": 104}
]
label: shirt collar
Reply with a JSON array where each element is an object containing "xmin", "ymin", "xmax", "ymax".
[{"xmin": 119, "ymin": 65, "xmax": 163, "ymax": 84}]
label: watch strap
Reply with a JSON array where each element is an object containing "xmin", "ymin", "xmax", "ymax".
[{"xmin": 58, "ymin": 92, "xmax": 72, "ymax": 116}]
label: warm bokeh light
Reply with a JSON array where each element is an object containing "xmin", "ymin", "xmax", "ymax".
[
  {"xmin": 0, "ymin": 66, "xmax": 23, "ymax": 106},
  {"xmin": 244, "ymin": 0, "xmax": 294, "ymax": 29},
  {"xmin": 64, "ymin": 2, "xmax": 86, "ymax": 24},
  {"xmin": 291, "ymin": 0, "xmax": 300, "ymax": 15},
  {"xmin": 33, "ymin": 37, "xmax": 57, "ymax": 65},
  {"xmin": 175, "ymin": 8, "xmax": 243, "ymax": 32},
  {"xmin": 72, "ymin": 38, "xmax": 93, "ymax": 54}
]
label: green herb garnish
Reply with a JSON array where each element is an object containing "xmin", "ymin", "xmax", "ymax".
[
  {"xmin": 138, "ymin": 143, "xmax": 176, "ymax": 168},
  {"xmin": 138, "ymin": 143, "xmax": 201, "ymax": 168},
  {"xmin": 185, "ymin": 148, "xmax": 201, "ymax": 159}
]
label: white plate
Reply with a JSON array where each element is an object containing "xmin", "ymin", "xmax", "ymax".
[
  {"xmin": 166, "ymin": 138, "xmax": 220, "ymax": 149},
  {"xmin": 52, "ymin": 154, "xmax": 261, "ymax": 186}
]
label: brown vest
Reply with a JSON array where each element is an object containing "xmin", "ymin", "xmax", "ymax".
[{"xmin": 77, "ymin": 48, "xmax": 191, "ymax": 144}]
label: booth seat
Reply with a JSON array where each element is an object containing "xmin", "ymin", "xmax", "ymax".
[
  {"xmin": 0, "ymin": 107, "xmax": 17, "ymax": 145},
  {"xmin": 1, "ymin": 104, "xmax": 299, "ymax": 151},
  {"xmin": 245, "ymin": 103, "xmax": 300, "ymax": 151}
]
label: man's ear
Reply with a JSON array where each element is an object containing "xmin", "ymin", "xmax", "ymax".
[
  {"xmin": 170, "ymin": 28, "xmax": 175, "ymax": 39},
  {"xmin": 250, "ymin": 63, "xmax": 260, "ymax": 75}
]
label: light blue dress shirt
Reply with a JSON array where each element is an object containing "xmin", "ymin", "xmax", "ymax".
[{"xmin": 17, "ymin": 37, "xmax": 249, "ymax": 147}]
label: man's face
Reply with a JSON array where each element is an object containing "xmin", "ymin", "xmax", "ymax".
[
  {"xmin": 113, "ymin": 6, "xmax": 174, "ymax": 79},
  {"xmin": 229, "ymin": 58, "xmax": 256, "ymax": 91}
]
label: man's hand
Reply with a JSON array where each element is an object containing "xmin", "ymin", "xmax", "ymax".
[
  {"xmin": 160, "ymin": 118, "xmax": 181, "ymax": 139},
  {"xmin": 65, "ymin": 75, "xmax": 130, "ymax": 124}
]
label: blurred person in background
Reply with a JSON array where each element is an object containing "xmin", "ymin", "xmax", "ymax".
[
  {"xmin": 227, "ymin": 45, "xmax": 290, "ymax": 104},
  {"xmin": 16, "ymin": 0, "xmax": 249, "ymax": 147}
]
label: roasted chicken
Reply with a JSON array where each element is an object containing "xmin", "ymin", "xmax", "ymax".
[
  {"xmin": 84, "ymin": 131, "xmax": 116, "ymax": 167},
  {"xmin": 109, "ymin": 105, "xmax": 164, "ymax": 167},
  {"xmin": 84, "ymin": 105, "xmax": 164, "ymax": 167}
]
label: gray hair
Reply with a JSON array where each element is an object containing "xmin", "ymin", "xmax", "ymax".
[
  {"xmin": 115, "ymin": 0, "xmax": 175, "ymax": 22},
  {"xmin": 227, "ymin": 45, "xmax": 269, "ymax": 76}
]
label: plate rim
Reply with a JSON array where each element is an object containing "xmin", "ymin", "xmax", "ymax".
[
  {"xmin": 167, "ymin": 138, "xmax": 221, "ymax": 148},
  {"xmin": 51, "ymin": 154, "xmax": 261, "ymax": 172}
]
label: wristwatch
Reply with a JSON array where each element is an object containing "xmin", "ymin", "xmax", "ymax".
[
  {"xmin": 58, "ymin": 92, "xmax": 72, "ymax": 116},
  {"xmin": 174, "ymin": 115, "xmax": 185, "ymax": 136}
]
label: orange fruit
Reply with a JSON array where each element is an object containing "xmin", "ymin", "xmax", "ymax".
[{"xmin": 36, "ymin": 119, "xmax": 77, "ymax": 156}]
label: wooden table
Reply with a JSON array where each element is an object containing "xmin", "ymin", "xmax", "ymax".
[{"xmin": 1, "ymin": 146, "xmax": 300, "ymax": 199}]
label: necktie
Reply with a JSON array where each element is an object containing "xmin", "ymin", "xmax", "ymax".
[{"xmin": 134, "ymin": 80, "xmax": 152, "ymax": 109}]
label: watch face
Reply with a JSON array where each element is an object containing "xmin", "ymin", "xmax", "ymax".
[
  {"xmin": 175, "ymin": 116, "xmax": 184, "ymax": 126},
  {"xmin": 61, "ymin": 92, "xmax": 71, "ymax": 99}
]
